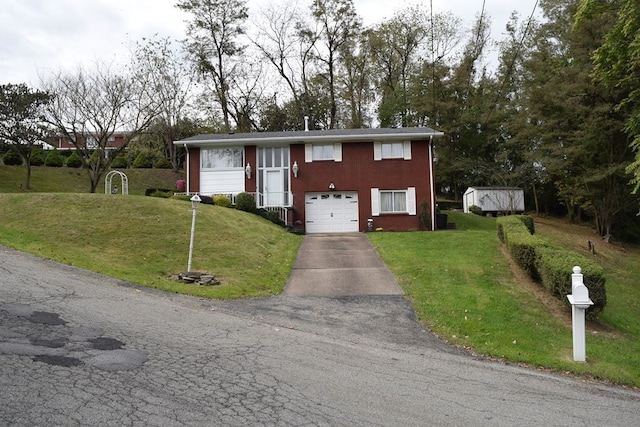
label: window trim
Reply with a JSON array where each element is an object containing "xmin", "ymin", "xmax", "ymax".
[
  {"xmin": 374, "ymin": 141, "xmax": 412, "ymax": 161},
  {"xmin": 305, "ymin": 143, "xmax": 342, "ymax": 162},
  {"xmin": 371, "ymin": 187, "xmax": 416, "ymax": 216},
  {"xmin": 200, "ymin": 147, "xmax": 244, "ymax": 170}
]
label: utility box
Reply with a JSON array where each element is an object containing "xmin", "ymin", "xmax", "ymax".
[{"xmin": 463, "ymin": 187, "xmax": 525, "ymax": 215}]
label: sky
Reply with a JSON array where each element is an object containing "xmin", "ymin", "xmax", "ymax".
[{"xmin": 0, "ymin": 0, "xmax": 541, "ymax": 86}]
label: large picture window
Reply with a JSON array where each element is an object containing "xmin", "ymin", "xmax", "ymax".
[{"xmin": 201, "ymin": 148, "xmax": 243, "ymax": 169}]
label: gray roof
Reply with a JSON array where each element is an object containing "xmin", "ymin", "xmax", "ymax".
[{"xmin": 174, "ymin": 127, "xmax": 444, "ymax": 146}]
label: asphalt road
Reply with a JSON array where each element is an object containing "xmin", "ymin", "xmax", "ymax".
[{"xmin": 1, "ymin": 245, "xmax": 638, "ymax": 426}]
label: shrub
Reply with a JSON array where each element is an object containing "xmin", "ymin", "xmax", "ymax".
[
  {"xmin": 535, "ymin": 247, "xmax": 606, "ymax": 318},
  {"xmin": 213, "ymin": 195, "xmax": 232, "ymax": 208},
  {"xmin": 469, "ymin": 205, "xmax": 483, "ymax": 216},
  {"xmin": 419, "ymin": 200, "xmax": 431, "ymax": 230},
  {"xmin": 66, "ymin": 151, "xmax": 83, "ymax": 168},
  {"xmin": 132, "ymin": 153, "xmax": 152, "ymax": 168},
  {"xmin": 111, "ymin": 155, "xmax": 128, "ymax": 168},
  {"xmin": 44, "ymin": 149, "xmax": 64, "ymax": 167},
  {"xmin": 497, "ymin": 215, "xmax": 607, "ymax": 318},
  {"xmin": 235, "ymin": 192, "xmax": 256, "ymax": 213},
  {"xmin": 30, "ymin": 149, "xmax": 45, "ymax": 166},
  {"xmin": 154, "ymin": 157, "xmax": 172, "ymax": 169},
  {"xmin": 517, "ymin": 215, "xmax": 535, "ymax": 234},
  {"xmin": 145, "ymin": 188, "xmax": 172, "ymax": 196},
  {"xmin": 3, "ymin": 150, "xmax": 23, "ymax": 166}
]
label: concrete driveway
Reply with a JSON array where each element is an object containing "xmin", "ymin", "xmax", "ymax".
[{"xmin": 283, "ymin": 234, "xmax": 403, "ymax": 296}]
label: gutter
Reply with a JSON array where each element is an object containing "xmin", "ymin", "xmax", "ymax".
[{"xmin": 429, "ymin": 135, "xmax": 436, "ymax": 231}]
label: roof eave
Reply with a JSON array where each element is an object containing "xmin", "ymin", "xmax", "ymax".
[{"xmin": 174, "ymin": 130, "xmax": 445, "ymax": 147}]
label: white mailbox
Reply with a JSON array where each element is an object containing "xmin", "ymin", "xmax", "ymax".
[{"xmin": 566, "ymin": 266, "xmax": 594, "ymax": 362}]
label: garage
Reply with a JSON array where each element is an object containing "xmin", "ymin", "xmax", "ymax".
[{"xmin": 305, "ymin": 192, "xmax": 359, "ymax": 233}]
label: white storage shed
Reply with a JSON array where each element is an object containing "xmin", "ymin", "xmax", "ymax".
[{"xmin": 463, "ymin": 187, "xmax": 525, "ymax": 214}]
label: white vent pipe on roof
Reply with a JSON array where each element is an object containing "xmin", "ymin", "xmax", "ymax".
[{"xmin": 304, "ymin": 116, "xmax": 309, "ymax": 132}]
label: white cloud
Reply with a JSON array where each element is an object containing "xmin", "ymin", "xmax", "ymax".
[{"xmin": 0, "ymin": 0, "xmax": 539, "ymax": 86}]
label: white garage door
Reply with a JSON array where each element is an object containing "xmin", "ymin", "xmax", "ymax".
[{"xmin": 305, "ymin": 192, "xmax": 359, "ymax": 233}]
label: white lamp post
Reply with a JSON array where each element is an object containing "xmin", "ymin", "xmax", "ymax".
[{"xmin": 187, "ymin": 194, "xmax": 201, "ymax": 272}]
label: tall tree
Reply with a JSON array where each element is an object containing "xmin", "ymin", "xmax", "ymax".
[
  {"xmin": 177, "ymin": 0, "xmax": 249, "ymax": 132},
  {"xmin": 0, "ymin": 83, "xmax": 53, "ymax": 189},
  {"xmin": 522, "ymin": 0, "xmax": 635, "ymax": 239},
  {"xmin": 42, "ymin": 63, "xmax": 159, "ymax": 193},
  {"xmin": 130, "ymin": 36, "xmax": 196, "ymax": 171},
  {"xmin": 307, "ymin": 0, "xmax": 362, "ymax": 129},
  {"xmin": 576, "ymin": 0, "xmax": 640, "ymax": 200}
]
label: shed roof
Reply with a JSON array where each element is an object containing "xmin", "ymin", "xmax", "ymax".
[{"xmin": 174, "ymin": 127, "xmax": 444, "ymax": 147}]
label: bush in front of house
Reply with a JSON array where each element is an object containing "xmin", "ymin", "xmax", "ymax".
[
  {"xmin": 111, "ymin": 154, "xmax": 128, "ymax": 168},
  {"xmin": 132, "ymin": 153, "xmax": 153, "ymax": 168},
  {"xmin": 30, "ymin": 148, "xmax": 45, "ymax": 166},
  {"xmin": 497, "ymin": 215, "xmax": 607, "ymax": 318},
  {"xmin": 44, "ymin": 149, "xmax": 64, "ymax": 167},
  {"xmin": 3, "ymin": 149, "xmax": 23, "ymax": 166},
  {"xmin": 235, "ymin": 192, "xmax": 256, "ymax": 213},
  {"xmin": 469, "ymin": 205, "xmax": 483, "ymax": 216},
  {"xmin": 66, "ymin": 151, "xmax": 83, "ymax": 168},
  {"xmin": 213, "ymin": 195, "xmax": 232, "ymax": 207},
  {"xmin": 154, "ymin": 157, "xmax": 172, "ymax": 169}
]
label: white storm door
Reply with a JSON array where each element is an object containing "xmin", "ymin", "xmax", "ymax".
[{"xmin": 265, "ymin": 170, "xmax": 283, "ymax": 206}]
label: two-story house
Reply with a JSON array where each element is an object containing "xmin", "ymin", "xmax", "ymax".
[{"xmin": 174, "ymin": 127, "xmax": 444, "ymax": 233}]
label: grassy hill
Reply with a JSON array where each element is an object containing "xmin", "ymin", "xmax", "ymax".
[
  {"xmin": 0, "ymin": 192, "xmax": 302, "ymax": 298},
  {"xmin": 0, "ymin": 165, "xmax": 178, "ymax": 195}
]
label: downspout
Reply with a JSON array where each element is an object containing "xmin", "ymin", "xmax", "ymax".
[
  {"xmin": 184, "ymin": 144, "xmax": 189, "ymax": 193},
  {"xmin": 429, "ymin": 135, "xmax": 436, "ymax": 231}
]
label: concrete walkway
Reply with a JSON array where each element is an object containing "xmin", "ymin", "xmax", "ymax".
[{"xmin": 283, "ymin": 234, "xmax": 404, "ymax": 297}]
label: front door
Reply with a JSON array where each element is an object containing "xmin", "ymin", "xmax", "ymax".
[{"xmin": 265, "ymin": 170, "xmax": 283, "ymax": 206}]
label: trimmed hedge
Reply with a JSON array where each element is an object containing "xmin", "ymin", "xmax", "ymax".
[
  {"xmin": 213, "ymin": 195, "xmax": 232, "ymax": 208},
  {"xmin": 235, "ymin": 192, "xmax": 256, "ymax": 213},
  {"xmin": 497, "ymin": 215, "xmax": 606, "ymax": 318}
]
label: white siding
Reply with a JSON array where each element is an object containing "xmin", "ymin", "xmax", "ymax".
[{"xmin": 200, "ymin": 170, "xmax": 245, "ymax": 194}]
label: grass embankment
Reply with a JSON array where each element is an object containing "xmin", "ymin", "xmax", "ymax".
[
  {"xmin": 0, "ymin": 165, "xmax": 178, "ymax": 195},
  {"xmin": 369, "ymin": 212, "xmax": 640, "ymax": 388},
  {"xmin": 0, "ymin": 193, "xmax": 302, "ymax": 299}
]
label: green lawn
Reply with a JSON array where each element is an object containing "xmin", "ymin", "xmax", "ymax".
[
  {"xmin": 369, "ymin": 212, "xmax": 640, "ymax": 387},
  {"xmin": 0, "ymin": 193, "xmax": 302, "ymax": 299}
]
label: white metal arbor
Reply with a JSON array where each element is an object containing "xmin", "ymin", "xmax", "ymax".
[{"xmin": 105, "ymin": 170, "xmax": 129, "ymax": 195}]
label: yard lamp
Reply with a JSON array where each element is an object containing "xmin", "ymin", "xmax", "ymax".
[{"xmin": 187, "ymin": 194, "xmax": 201, "ymax": 272}]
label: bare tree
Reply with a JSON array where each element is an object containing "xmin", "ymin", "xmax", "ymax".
[
  {"xmin": 42, "ymin": 63, "xmax": 159, "ymax": 193},
  {"xmin": 177, "ymin": 0, "xmax": 249, "ymax": 132},
  {"xmin": 131, "ymin": 36, "xmax": 197, "ymax": 171}
]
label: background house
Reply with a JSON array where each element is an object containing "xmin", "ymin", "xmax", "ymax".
[
  {"xmin": 175, "ymin": 127, "xmax": 444, "ymax": 233},
  {"xmin": 463, "ymin": 186, "xmax": 525, "ymax": 215}
]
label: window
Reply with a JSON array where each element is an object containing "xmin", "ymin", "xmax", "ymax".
[
  {"xmin": 380, "ymin": 191, "xmax": 407, "ymax": 213},
  {"xmin": 201, "ymin": 148, "xmax": 243, "ymax": 169},
  {"xmin": 312, "ymin": 144, "xmax": 334, "ymax": 160},
  {"xmin": 305, "ymin": 143, "xmax": 342, "ymax": 162},
  {"xmin": 374, "ymin": 141, "xmax": 411, "ymax": 160},
  {"xmin": 381, "ymin": 142, "xmax": 404, "ymax": 158},
  {"xmin": 371, "ymin": 187, "xmax": 416, "ymax": 216}
]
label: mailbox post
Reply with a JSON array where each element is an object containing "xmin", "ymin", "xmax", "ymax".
[{"xmin": 566, "ymin": 266, "xmax": 594, "ymax": 362}]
